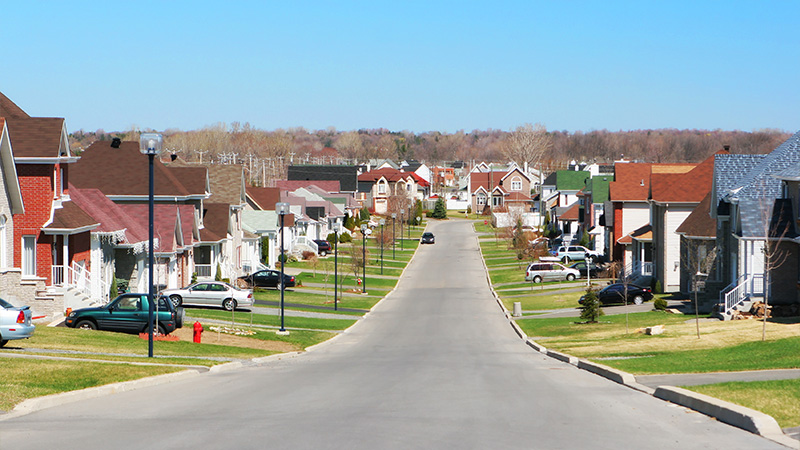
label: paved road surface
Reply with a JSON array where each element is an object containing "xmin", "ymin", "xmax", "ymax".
[{"xmin": 0, "ymin": 220, "xmax": 783, "ymax": 449}]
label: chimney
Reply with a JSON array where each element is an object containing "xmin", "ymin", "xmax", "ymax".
[{"xmin": 723, "ymin": 145, "xmax": 730, "ymax": 151}]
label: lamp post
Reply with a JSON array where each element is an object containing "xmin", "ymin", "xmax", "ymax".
[
  {"xmin": 139, "ymin": 133, "xmax": 162, "ymax": 358},
  {"xmin": 416, "ymin": 216, "xmax": 421, "ymax": 235},
  {"xmin": 360, "ymin": 223, "xmax": 368, "ymax": 294},
  {"xmin": 391, "ymin": 213, "xmax": 396, "ymax": 260},
  {"xmin": 400, "ymin": 210, "xmax": 404, "ymax": 250},
  {"xmin": 407, "ymin": 207, "xmax": 411, "ymax": 240},
  {"xmin": 379, "ymin": 218, "xmax": 385, "ymax": 275},
  {"xmin": 276, "ymin": 202, "xmax": 290, "ymax": 335},
  {"xmin": 333, "ymin": 221, "xmax": 340, "ymax": 311}
]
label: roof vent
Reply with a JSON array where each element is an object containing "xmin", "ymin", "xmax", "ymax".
[
  {"xmin": 723, "ymin": 145, "xmax": 730, "ymax": 151},
  {"xmin": 640, "ymin": 179, "xmax": 645, "ymax": 187},
  {"xmin": 110, "ymin": 137, "xmax": 121, "ymax": 148}
]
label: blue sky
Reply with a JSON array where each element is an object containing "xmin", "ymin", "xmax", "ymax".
[{"xmin": 2, "ymin": 1, "xmax": 798, "ymax": 134}]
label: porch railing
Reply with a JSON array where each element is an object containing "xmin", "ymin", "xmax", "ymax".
[
  {"xmin": 195, "ymin": 264, "xmax": 212, "ymax": 278},
  {"xmin": 295, "ymin": 235, "xmax": 319, "ymax": 254},
  {"xmin": 52, "ymin": 263, "xmax": 109, "ymax": 302},
  {"xmin": 721, "ymin": 274, "xmax": 765, "ymax": 314}
]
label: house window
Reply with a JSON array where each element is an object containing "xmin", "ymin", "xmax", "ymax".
[
  {"xmin": 476, "ymin": 192, "xmax": 486, "ymax": 205},
  {"xmin": 511, "ymin": 177, "xmax": 522, "ymax": 191},
  {"xmin": 378, "ymin": 182, "xmax": 386, "ymax": 195},
  {"xmin": 22, "ymin": 235, "xmax": 36, "ymax": 277}
]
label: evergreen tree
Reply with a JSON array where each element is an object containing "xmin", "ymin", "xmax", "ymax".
[
  {"xmin": 215, "ymin": 263, "xmax": 222, "ymax": 281},
  {"xmin": 579, "ymin": 287, "xmax": 604, "ymax": 323},
  {"xmin": 360, "ymin": 207, "xmax": 370, "ymax": 222},
  {"xmin": 432, "ymin": 198, "xmax": 447, "ymax": 219}
]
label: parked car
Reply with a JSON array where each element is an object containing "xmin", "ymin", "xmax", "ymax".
[
  {"xmin": 568, "ymin": 261, "xmax": 602, "ymax": 278},
  {"xmin": 420, "ymin": 232, "xmax": 435, "ymax": 244},
  {"xmin": 0, "ymin": 298, "xmax": 35, "ymax": 347},
  {"xmin": 162, "ymin": 281, "xmax": 254, "ymax": 310},
  {"xmin": 579, "ymin": 283, "xmax": 654, "ymax": 305},
  {"xmin": 550, "ymin": 245, "xmax": 602, "ymax": 263},
  {"xmin": 237, "ymin": 270, "xmax": 296, "ymax": 290},
  {"xmin": 65, "ymin": 293, "xmax": 184, "ymax": 335},
  {"xmin": 525, "ymin": 262, "xmax": 579, "ymax": 283},
  {"xmin": 314, "ymin": 239, "xmax": 331, "ymax": 256}
]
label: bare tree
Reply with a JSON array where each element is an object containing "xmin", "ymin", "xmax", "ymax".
[
  {"xmin": 681, "ymin": 239, "xmax": 719, "ymax": 338},
  {"xmin": 501, "ymin": 123, "xmax": 552, "ymax": 169},
  {"xmin": 759, "ymin": 197, "xmax": 791, "ymax": 341}
]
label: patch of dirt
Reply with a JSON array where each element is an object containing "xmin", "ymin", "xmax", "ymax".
[{"xmin": 171, "ymin": 325, "xmax": 298, "ymax": 353}]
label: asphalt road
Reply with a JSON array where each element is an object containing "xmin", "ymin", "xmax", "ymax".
[{"xmin": 0, "ymin": 220, "xmax": 783, "ymax": 449}]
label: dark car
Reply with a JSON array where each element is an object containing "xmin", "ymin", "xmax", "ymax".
[
  {"xmin": 579, "ymin": 283, "xmax": 653, "ymax": 306},
  {"xmin": 65, "ymin": 293, "xmax": 184, "ymax": 335},
  {"xmin": 314, "ymin": 239, "xmax": 331, "ymax": 256},
  {"xmin": 569, "ymin": 261, "xmax": 602, "ymax": 278},
  {"xmin": 238, "ymin": 269, "xmax": 296, "ymax": 289},
  {"xmin": 420, "ymin": 232, "xmax": 435, "ymax": 244}
]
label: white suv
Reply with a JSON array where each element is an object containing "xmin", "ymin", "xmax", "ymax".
[
  {"xmin": 525, "ymin": 262, "xmax": 579, "ymax": 283},
  {"xmin": 550, "ymin": 245, "xmax": 602, "ymax": 263}
]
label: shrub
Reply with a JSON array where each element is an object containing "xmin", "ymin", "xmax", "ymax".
[
  {"xmin": 579, "ymin": 287, "xmax": 605, "ymax": 323},
  {"xmin": 301, "ymin": 250, "xmax": 316, "ymax": 260},
  {"xmin": 339, "ymin": 233, "xmax": 352, "ymax": 243},
  {"xmin": 653, "ymin": 297, "xmax": 668, "ymax": 311},
  {"xmin": 221, "ymin": 278, "xmax": 230, "ymax": 284},
  {"xmin": 215, "ymin": 263, "xmax": 222, "ymax": 281},
  {"xmin": 326, "ymin": 232, "xmax": 337, "ymax": 244},
  {"xmin": 431, "ymin": 198, "xmax": 447, "ymax": 219},
  {"xmin": 466, "ymin": 205, "xmax": 472, "ymax": 214},
  {"xmin": 191, "ymin": 272, "xmax": 197, "ymax": 284},
  {"xmin": 110, "ymin": 277, "xmax": 118, "ymax": 297},
  {"xmin": 654, "ymin": 279, "xmax": 663, "ymax": 294}
]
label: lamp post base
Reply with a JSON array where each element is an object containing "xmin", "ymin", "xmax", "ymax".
[{"xmin": 276, "ymin": 330, "xmax": 291, "ymax": 336}]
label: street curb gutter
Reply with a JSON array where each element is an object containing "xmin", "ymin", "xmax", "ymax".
[
  {"xmin": 2, "ymin": 370, "xmax": 201, "ymax": 421},
  {"xmin": 475, "ymin": 225, "xmax": 795, "ymax": 446},
  {"xmin": 655, "ymin": 386, "xmax": 797, "ymax": 448}
]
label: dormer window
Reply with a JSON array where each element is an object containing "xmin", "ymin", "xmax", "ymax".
[{"xmin": 378, "ymin": 181, "xmax": 387, "ymax": 195}]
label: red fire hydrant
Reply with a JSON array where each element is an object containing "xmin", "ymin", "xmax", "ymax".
[{"xmin": 193, "ymin": 321, "xmax": 203, "ymax": 343}]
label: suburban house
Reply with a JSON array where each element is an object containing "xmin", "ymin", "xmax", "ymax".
[
  {"xmin": 675, "ymin": 192, "xmax": 720, "ymax": 304},
  {"xmin": 577, "ymin": 175, "xmax": 611, "ymax": 253},
  {"xmin": 711, "ymin": 132, "xmax": 800, "ymax": 317},
  {"xmin": 541, "ymin": 170, "xmax": 590, "ymax": 242},
  {"xmin": 648, "ymin": 151, "xmax": 723, "ymax": 292},
  {"xmin": 469, "ymin": 165, "xmax": 532, "ymax": 214},
  {"xmin": 1, "ymin": 93, "xmax": 80, "ymax": 320},
  {"xmin": 358, "ymin": 167, "xmax": 429, "ymax": 214},
  {"xmin": 0, "ymin": 117, "xmax": 28, "ymax": 307},
  {"xmin": 287, "ymin": 165, "xmax": 358, "ymax": 195}
]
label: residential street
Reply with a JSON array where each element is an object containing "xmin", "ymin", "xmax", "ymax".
[{"xmin": 0, "ymin": 220, "xmax": 784, "ymax": 449}]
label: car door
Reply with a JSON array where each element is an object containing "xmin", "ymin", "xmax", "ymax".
[
  {"xmin": 101, "ymin": 294, "xmax": 146, "ymax": 332},
  {"xmin": 252, "ymin": 271, "xmax": 271, "ymax": 287},
  {"xmin": 209, "ymin": 283, "xmax": 229, "ymax": 307},
  {"xmin": 264, "ymin": 271, "xmax": 280, "ymax": 288},
  {"xmin": 186, "ymin": 283, "xmax": 214, "ymax": 305}
]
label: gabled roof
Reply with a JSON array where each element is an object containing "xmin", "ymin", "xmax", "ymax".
[
  {"xmin": 559, "ymin": 202, "xmax": 580, "ymax": 221},
  {"xmin": 358, "ymin": 167, "xmax": 430, "ymax": 186},
  {"xmin": 554, "ymin": 170, "xmax": 590, "ymax": 191},
  {"xmin": 200, "ymin": 203, "xmax": 231, "ymax": 243},
  {"xmin": 67, "ymin": 185, "xmax": 147, "ymax": 243},
  {"xmin": 43, "ymin": 201, "xmax": 99, "ymax": 234},
  {"xmin": 72, "ymin": 141, "xmax": 208, "ymax": 198},
  {"xmin": 287, "ymin": 165, "xmax": 358, "ymax": 192},
  {"xmin": 0, "ymin": 119, "xmax": 23, "ymax": 214},
  {"xmin": 275, "ymin": 179, "xmax": 340, "ymax": 192},
  {"xmin": 617, "ymin": 223, "xmax": 652, "ymax": 244},
  {"xmin": 246, "ymin": 186, "xmax": 282, "ymax": 211},
  {"xmin": 0, "ymin": 92, "xmax": 30, "ymax": 119},
  {"xmin": 5, "ymin": 117, "xmax": 72, "ymax": 159},
  {"xmin": 207, "ymin": 165, "xmax": 245, "ymax": 205},
  {"xmin": 676, "ymin": 193, "xmax": 716, "ymax": 238},
  {"xmin": 585, "ymin": 176, "xmax": 611, "ymax": 204},
  {"xmin": 116, "ymin": 203, "xmax": 197, "ymax": 253},
  {"xmin": 651, "ymin": 151, "xmax": 725, "ymax": 203},
  {"xmin": 609, "ymin": 163, "xmax": 652, "ymax": 201},
  {"xmin": 505, "ymin": 192, "xmax": 533, "ymax": 202}
]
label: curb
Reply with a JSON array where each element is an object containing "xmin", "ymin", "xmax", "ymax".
[
  {"xmin": 476, "ymin": 224, "xmax": 795, "ymax": 446},
  {"xmin": 1, "ymin": 369, "xmax": 201, "ymax": 421}
]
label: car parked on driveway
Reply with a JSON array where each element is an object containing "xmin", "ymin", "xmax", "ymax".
[
  {"xmin": 314, "ymin": 239, "xmax": 331, "ymax": 256},
  {"xmin": 525, "ymin": 262, "xmax": 579, "ymax": 283},
  {"xmin": 420, "ymin": 232, "xmax": 435, "ymax": 244},
  {"xmin": 65, "ymin": 293, "xmax": 184, "ymax": 335},
  {"xmin": 0, "ymin": 298, "xmax": 35, "ymax": 347},
  {"xmin": 550, "ymin": 245, "xmax": 602, "ymax": 263},
  {"xmin": 579, "ymin": 283, "xmax": 654, "ymax": 305},
  {"xmin": 568, "ymin": 261, "xmax": 602, "ymax": 278},
  {"xmin": 237, "ymin": 270, "xmax": 296, "ymax": 290},
  {"xmin": 162, "ymin": 281, "xmax": 254, "ymax": 310}
]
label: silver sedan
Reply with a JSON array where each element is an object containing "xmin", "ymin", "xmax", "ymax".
[
  {"xmin": 161, "ymin": 281, "xmax": 254, "ymax": 311},
  {"xmin": 0, "ymin": 297, "xmax": 35, "ymax": 346}
]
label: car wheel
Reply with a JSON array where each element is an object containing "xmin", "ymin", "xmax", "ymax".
[
  {"xmin": 320, "ymin": 250, "xmax": 327, "ymax": 256},
  {"xmin": 157, "ymin": 324, "xmax": 167, "ymax": 335},
  {"xmin": 0, "ymin": 339, "xmax": 7, "ymax": 347},
  {"xmin": 566, "ymin": 273, "xmax": 575, "ymax": 281},
  {"xmin": 76, "ymin": 320, "xmax": 96, "ymax": 330},
  {"xmin": 533, "ymin": 275, "xmax": 542, "ymax": 284},
  {"xmin": 176, "ymin": 307, "xmax": 185, "ymax": 328},
  {"xmin": 223, "ymin": 298, "xmax": 237, "ymax": 311},
  {"xmin": 276, "ymin": 282, "xmax": 283, "ymax": 291},
  {"xmin": 169, "ymin": 295, "xmax": 182, "ymax": 307},
  {"xmin": 633, "ymin": 295, "xmax": 644, "ymax": 305}
]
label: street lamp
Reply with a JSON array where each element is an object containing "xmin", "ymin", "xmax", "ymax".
[
  {"xmin": 379, "ymin": 218, "xmax": 385, "ymax": 275},
  {"xmin": 139, "ymin": 132, "xmax": 162, "ymax": 358},
  {"xmin": 333, "ymin": 221, "xmax": 340, "ymax": 311},
  {"xmin": 276, "ymin": 202, "xmax": 290, "ymax": 335},
  {"xmin": 391, "ymin": 213, "xmax": 396, "ymax": 260},
  {"xmin": 361, "ymin": 224, "xmax": 368, "ymax": 294},
  {"xmin": 416, "ymin": 216, "xmax": 421, "ymax": 235},
  {"xmin": 400, "ymin": 210, "xmax": 404, "ymax": 250}
]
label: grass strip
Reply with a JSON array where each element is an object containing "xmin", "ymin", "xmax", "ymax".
[
  {"xmin": 185, "ymin": 308, "xmax": 357, "ymax": 330},
  {"xmin": 686, "ymin": 379, "xmax": 800, "ymax": 428}
]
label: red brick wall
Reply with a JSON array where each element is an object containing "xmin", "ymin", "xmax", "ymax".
[
  {"xmin": 70, "ymin": 232, "xmax": 92, "ymax": 270},
  {"xmin": 13, "ymin": 164, "xmax": 55, "ymax": 281}
]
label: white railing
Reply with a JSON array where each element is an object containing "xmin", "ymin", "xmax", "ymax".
[
  {"xmin": 621, "ymin": 261, "xmax": 653, "ymax": 279},
  {"xmin": 721, "ymin": 274, "xmax": 765, "ymax": 313},
  {"xmin": 195, "ymin": 264, "xmax": 212, "ymax": 278},
  {"xmin": 52, "ymin": 263, "xmax": 109, "ymax": 302},
  {"xmin": 295, "ymin": 235, "xmax": 319, "ymax": 254}
]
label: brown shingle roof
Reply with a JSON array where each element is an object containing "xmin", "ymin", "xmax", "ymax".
[
  {"xmin": 207, "ymin": 165, "xmax": 245, "ymax": 205},
  {"xmin": 650, "ymin": 151, "xmax": 726, "ymax": 203},
  {"xmin": 71, "ymin": 141, "xmax": 207, "ymax": 197},
  {"xmin": 0, "ymin": 92, "xmax": 30, "ymax": 119},
  {"xmin": 560, "ymin": 202, "xmax": 580, "ymax": 221},
  {"xmin": 246, "ymin": 186, "xmax": 282, "ymax": 210},
  {"xmin": 609, "ymin": 163, "xmax": 652, "ymax": 201},
  {"xmin": 68, "ymin": 185, "xmax": 147, "ymax": 243},
  {"xmin": 45, "ymin": 201, "xmax": 99, "ymax": 232},
  {"xmin": 200, "ymin": 203, "xmax": 230, "ymax": 242},
  {"xmin": 5, "ymin": 117, "xmax": 65, "ymax": 158},
  {"xmin": 676, "ymin": 193, "xmax": 716, "ymax": 238}
]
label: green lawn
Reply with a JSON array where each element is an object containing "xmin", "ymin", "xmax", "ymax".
[
  {"xmin": 185, "ymin": 308, "xmax": 358, "ymax": 330},
  {"xmin": 253, "ymin": 285, "xmax": 382, "ymax": 311},
  {"xmin": 687, "ymin": 379, "xmax": 800, "ymax": 428},
  {"xmin": 499, "ymin": 291, "xmax": 584, "ymax": 311}
]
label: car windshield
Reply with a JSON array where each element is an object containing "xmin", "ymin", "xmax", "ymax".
[
  {"xmin": 0, "ymin": 298, "xmax": 13, "ymax": 308},
  {"xmin": 423, "ymin": 233, "xmax": 433, "ymax": 237}
]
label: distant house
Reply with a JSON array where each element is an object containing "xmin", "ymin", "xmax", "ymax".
[
  {"xmin": 287, "ymin": 165, "xmax": 358, "ymax": 194},
  {"xmin": 578, "ymin": 175, "xmax": 611, "ymax": 252},
  {"xmin": 358, "ymin": 167, "xmax": 429, "ymax": 214},
  {"xmin": 675, "ymin": 193, "xmax": 719, "ymax": 299},
  {"xmin": 469, "ymin": 166, "xmax": 532, "ymax": 214}
]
